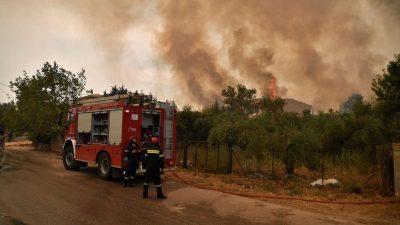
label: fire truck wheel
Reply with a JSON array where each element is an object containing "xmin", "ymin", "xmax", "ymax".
[
  {"xmin": 62, "ymin": 146, "xmax": 80, "ymax": 170},
  {"xmin": 98, "ymin": 152, "xmax": 112, "ymax": 180}
]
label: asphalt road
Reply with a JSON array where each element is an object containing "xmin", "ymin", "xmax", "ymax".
[{"xmin": 0, "ymin": 148, "xmax": 364, "ymax": 225}]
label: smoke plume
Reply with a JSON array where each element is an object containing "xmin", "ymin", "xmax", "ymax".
[
  {"xmin": 156, "ymin": 0, "xmax": 234, "ymax": 104},
  {"xmin": 65, "ymin": 0, "xmax": 400, "ymax": 110}
]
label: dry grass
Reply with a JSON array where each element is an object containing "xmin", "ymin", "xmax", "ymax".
[
  {"xmin": 168, "ymin": 165, "xmax": 394, "ymax": 202},
  {"xmin": 166, "ymin": 168, "xmax": 400, "ymax": 224}
]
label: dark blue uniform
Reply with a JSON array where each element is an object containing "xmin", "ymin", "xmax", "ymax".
[
  {"xmin": 123, "ymin": 139, "xmax": 140, "ymax": 187},
  {"xmin": 143, "ymin": 144, "xmax": 167, "ymax": 199}
]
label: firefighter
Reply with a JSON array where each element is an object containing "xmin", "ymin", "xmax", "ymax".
[
  {"xmin": 143, "ymin": 137, "xmax": 167, "ymax": 199},
  {"xmin": 123, "ymin": 136, "xmax": 140, "ymax": 187}
]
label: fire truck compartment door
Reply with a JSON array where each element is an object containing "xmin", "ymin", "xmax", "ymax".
[
  {"xmin": 77, "ymin": 112, "xmax": 92, "ymax": 133},
  {"xmin": 108, "ymin": 109, "xmax": 123, "ymax": 145}
]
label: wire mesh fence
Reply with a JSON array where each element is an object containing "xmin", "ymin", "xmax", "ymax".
[{"xmin": 175, "ymin": 141, "xmax": 246, "ymax": 175}]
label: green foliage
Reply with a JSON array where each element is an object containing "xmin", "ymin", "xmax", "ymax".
[
  {"xmin": 372, "ymin": 54, "xmax": 400, "ymax": 118},
  {"xmin": 9, "ymin": 62, "xmax": 86, "ymax": 148},
  {"xmin": 0, "ymin": 102, "xmax": 18, "ymax": 135},
  {"xmin": 261, "ymin": 96, "xmax": 285, "ymax": 115},
  {"xmin": 176, "ymin": 105, "xmax": 203, "ymax": 142},
  {"xmin": 221, "ymin": 84, "xmax": 256, "ymax": 114},
  {"xmin": 103, "ymin": 85, "xmax": 129, "ymax": 96},
  {"xmin": 371, "ymin": 54, "xmax": 400, "ymax": 139},
  {"xmin": 177, "ymin": 55, "xmax": 400, "ymax": 176},
  {"xmin": 208, "ymin": 111, "xmax": 248, "ymax": 147}
]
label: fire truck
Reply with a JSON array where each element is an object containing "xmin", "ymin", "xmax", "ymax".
[{"xmin": 62, "ymin": 93, "xmax": 177, "ymax": 179}]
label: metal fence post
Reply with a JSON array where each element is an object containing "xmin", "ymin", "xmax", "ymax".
[
  {"xmin": 194, "ymin": 143, "xmax": 198, "ymax": 172},
  {"xmin": 205, "ymin": 143, "xmax": 208, "ymax": 173},
  {"xmin": 217, "ymin": 142, "xmax": 220, "ymax": 173},
  {"xmin": 228, "ymin": 145, "xmax": 233, "ymax": 174},
  {"xmin": 183, "ymin": 142, "xmax": 188, "ymax": 169}
]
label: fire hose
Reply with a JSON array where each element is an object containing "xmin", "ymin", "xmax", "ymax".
[{"xmin": 170, "ymin": 170, "xmax": 400, "ymax": 205}]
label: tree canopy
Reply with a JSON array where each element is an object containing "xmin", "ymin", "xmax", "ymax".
[
  {"xmin": 103, "ymin": 85, "xmax": 129, "ymax": 96},
  {"xmin": 372, "ymin": 54, "xmax": 400, "ymax": 139},
  {"xmin": 221, "ymin": 84, "xmax": 256, "ymax": 114},
  {"xmin": 9, "ymin": 62, "xmax": 86, "ymax": 148}
]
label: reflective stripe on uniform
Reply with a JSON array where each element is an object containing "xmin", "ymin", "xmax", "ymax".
[
  {"xmin": 147, "ymin": 149, "xmax": 160, "ymax": 154},
  {"xmin": 155, "ymin": 184, "xmax": 162, "ymax": 188},
  {"xmin": 144, "ymin": 154, "xmax": 148, "ymax": 157},
  {"xmin": 144, "ymin": 183, "xmax": 149, "ymax": 186},
  {"xmin": 159, "ymin": 154, "xmax": 164, "ymax": 158}
]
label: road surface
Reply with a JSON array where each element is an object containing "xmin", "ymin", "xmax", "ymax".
[{"xmin": 0, "ymin": 148, "xmax": 368, "ymax": 225}]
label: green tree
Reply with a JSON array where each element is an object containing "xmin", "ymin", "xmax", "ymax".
[
  {"xmin": 103, "ymin": 85, "xmax": 129, "ymax": 96},
  {"xmin": 261, "ymin": 96, "xmax": 286, "ymax": 115},
  {"xmin": 371, "ymin": 54, "xmax": 400, "ymax": 139},
  {"xmin": 10, "ymin": 62, "xmax": 86, "ymax": 149},
  {"xmin": 372, "ymin": 54, "xmax": 400, "ymax": 117},
  {"xmin": 0, "ymin": 102, "xmax": 18, "ymax": 137},
  {"xmin": 176, "ymin": 105, "xmax": 202, "ymax": 143},
  {"xmin": 208, "ymin": 112, "xmax": 250, "ymax": 149},
  {"xmin": 221, "ymin": 84, "xmax": 256, "ymax": 114}
]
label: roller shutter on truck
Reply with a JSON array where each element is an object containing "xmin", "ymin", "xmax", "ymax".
[
  {"xmin": 108, "ymin": 109, "xmax": 123, "ymax": 145},
  {"xmin": 77, "ymin": 112, "xmax": 92, "ymax": 133}
]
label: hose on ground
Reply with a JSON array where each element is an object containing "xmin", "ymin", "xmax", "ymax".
[{"xmin": 170, "ymin": 170, "xmax": 400, "ymax": 205}]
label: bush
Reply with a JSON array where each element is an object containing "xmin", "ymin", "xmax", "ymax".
[{"xmin": 347, "ymin": 181, "xmax": 363, "ymax": 194}]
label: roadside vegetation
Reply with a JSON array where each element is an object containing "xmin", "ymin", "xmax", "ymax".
[{"xmin": 176, "ymin": 54, "xmax": 400, "ymax": 197}]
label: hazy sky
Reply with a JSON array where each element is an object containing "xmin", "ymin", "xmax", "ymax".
[{"xmin": 0, "ymin": 0, "xmax": 399, "ymax": 110}]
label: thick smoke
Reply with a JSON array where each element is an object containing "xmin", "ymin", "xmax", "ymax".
[
  {"xmin": 156, "ymin": 0, "xmax": 234, "ymax": 104},
  {"xmin": 65, "ymin": 0, "xmax": 400, "ymax": 110},
  {"xmin": 155, "ymin": 0, "xmax": 399, "ymax": 109}
]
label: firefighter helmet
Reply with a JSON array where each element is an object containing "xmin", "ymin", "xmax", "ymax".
[{"xmin": 151, "ymin": 137, "xmax": 159, "ymax": 143}]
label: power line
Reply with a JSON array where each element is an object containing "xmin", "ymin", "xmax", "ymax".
[{"xmin": 0, "ymin": 82, "xmax": 9, "ymax": 88}]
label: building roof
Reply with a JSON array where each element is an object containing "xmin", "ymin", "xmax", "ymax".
[
  {"xmin": 283, "ymin": 98, "xmax": 312, "ymax": 114},
  {"xmin": 251, "ymin": 97, "xmax": 312, "ymax": 115}
]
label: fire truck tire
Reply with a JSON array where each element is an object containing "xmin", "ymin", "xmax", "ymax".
[
  {"xmin": 98, "ymin": 152, "xmax": 112, "ymax": 180},
  {"xmin": 62, "ymin": 146, "xmax": 80, "ymax": 170}
]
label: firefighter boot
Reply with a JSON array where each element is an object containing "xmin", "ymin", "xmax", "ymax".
[
  {"xmin": 156, "ymin": 186, "xmax": 167, "ymax": 199},
  {"xmin": 123, "ymin": 171, "xmax": 129, "ymax": 187},
  {"xmin": 143, "ymin": 184, "xmax": 149, "ymax": 198}
]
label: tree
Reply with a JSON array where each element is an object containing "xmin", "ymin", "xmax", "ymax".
[
  {"xmin": 371, "ymin": 54, "xmax": 400, "ymax": 139},
  {"xmin": 10, "ymin": 62, "xmax": 86, "ymax": 149},
  {"xmin": 0, "ymin": 102, "xmax": 18, "ymax": 138},
  {"xmin": 103, "ymin": 85, "xmax": 129, "ymax": 96},
  {"xmin": 176, "ymin": 105, "xmax": 202, "ymax": 142},
  {"xmin": 221, "ymin": 84, "xmax": 256, "ymax": 114},
  {"xmin": 261, "ymin": 96, "xmax": 286, "ymax": 115},
  {"xmin": 372, "ymin": 54, "xmax": 400, "ymax": 117}
]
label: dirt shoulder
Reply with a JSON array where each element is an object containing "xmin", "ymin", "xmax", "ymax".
[{"xmin": 166, "ymin": 170, "xmax": 400, "ymax": 225}]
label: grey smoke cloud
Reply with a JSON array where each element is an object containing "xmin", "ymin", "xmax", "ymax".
[{"xmin": 63, "ymin": 0, "xmax": 400, "ymax": 110}]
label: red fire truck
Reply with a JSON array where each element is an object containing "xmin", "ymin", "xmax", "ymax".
[{"xmin": 62, "ymin": 93, "xmax": 177, "ymax": 179}]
